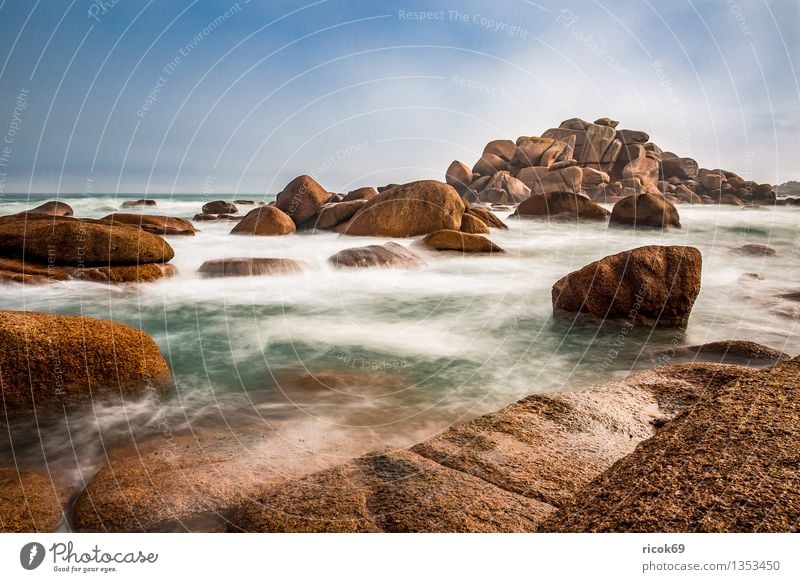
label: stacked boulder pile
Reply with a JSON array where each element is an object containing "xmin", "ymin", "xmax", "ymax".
[{"xmin": 446, "ymin": 117, "xmax": 777, "ymax": 207}]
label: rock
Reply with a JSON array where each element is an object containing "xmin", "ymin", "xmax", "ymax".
[
  {"xmin": 100, "ymin": 213, "xmax": 197, "ymax": 236},
  {"xmin": 377, "ymin": 184, "xmax": 400, "ymax": 193},
  {"xmin": 342, "ymin": 187, "xmax": 378, "ymax": 202},
  {"xmin": 661, "ymin": 157, "xmax": 699, "ymax": 180},
  {"xmin": 483, "ymin": 139, "xmax": 517, "ymax": 162},
  {"xmin": 121, "ymin": 199, "xmax": 156, "ymax": 209},
  {"xmin": 514, "ymin": 192, "xmax": 609, "ymax": 221},
  {"xmin": 466, "ymin": 207, "xmax": 508, "ymax": 229},
  {"xmin": 482, "ymin": 171, "xmax": 530, "ymax": 202},
  {"xmin": 609, "ymin": 193, "xmax": 681, "ymax": 229},
  {"xmin": 328, "ymin": 242, "xmax": 424, "ymax": 269},
  {"xmin": 472, "ymin": 152, "xmax": 507, "ymax": 176},
  {"xmin": 580, "ymin": 167, "xmax": 610, "ymax": 187},
  {"xmin": 0, "ymin": 469, "xmax": 69, "ymax": 532},
  {"xmin": 0, "ymin": 310, "xmax": 172, "ymax": 414},
  {"xmin": 275, "ymin": 175, "xmax": 331, "ymax": 225},
  {"xmin": 753, "ymin": 183, "xmax": 775, "ymax": 202},
  {"xmin": 230, "ymin": 206, "xmax": 296, "ymax": 236},
  {"xmin": 230, "ymin": 449, "xmax": 551, "ymax": 532},
  {"xmin": 201, "ymin": 201, "xmax": 238, "ymax": 214},
  {"xmin": 616, "ymin": 129, "xmax": 649, "ymax": 144},
  {"xmin": 198, "ymin": 258, "xmax": 305, "ymax": 277},
  {"xmin": 0, "ymin": 214, "xmax": 175, "ymax": 265},
  {"xmin": 478, "ymin": 188, "xmax": 510, "ymax": 204},
  {"xmin": 719, "ymin": 193, "xmax": 744, "ymax": 206},
  {"xmin": 69, "ymin": 263, "xmax": 178, "ymax": 283},
  {"xmin": 192, "ymin": 213, "xmax": 241, "ymax": 222},
  {"xmin": 541, "ymin": 357, "xmax": 800, "ymax": 532},
  {"xmin": 517, "ymin": 166, "xmax": 583, "ymax": 195},
  {"xmin": 672, "ymin": 185, "xmax": 702, "ymax": 204},
  {"xmin": 421, "ymin": 230, "xmax": 504, "ymax": 254},
  {"xmin": 513, "ymin": 137, "xmax": 568, "ymax": 168},
  {"xmin": 27, "ymin": 201, "xmax": 74, "ymax": 216},
  {"xmin": 552, "ymin": 245, "xmax": 702, "ymax": 327},
  {"xmin": 734, "ymin": 244, "xmax": 778, "ymax": 256},
  {"xmin": 308, "ymin": 200, "xmax": 369, "ymax": 230},
  {"xmin": 233, "ymin": 199, "xmax": 256, "ymax": 205},
  {"xmin": 699, "ymin": 170, "xmax": 724, "ymax": 190},
  {"xmin": 621, "ymin": 156, "xmax": 659, "ymax": 189},
  {"xmin": 336, "ymin": 180, "xmax": 465, "ymax": 237},
  {"xmin": 658, "ymin": 340, "xmax": 789, "ymax": 368},
  {"xmin": 459, "ymin": 213, "xmax": 490, "ymax": 234},
  {"xmin": 593, "ymin": 117, "xmax": 619, "ymax": 128},
  {"xmin": 469, "ymin": 175, "xmax": 492, "ymax": 193}
]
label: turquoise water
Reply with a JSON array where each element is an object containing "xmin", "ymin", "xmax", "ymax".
[{"xmin": 1, "ymin": 193, "xmax": 799, "ymax": 485}]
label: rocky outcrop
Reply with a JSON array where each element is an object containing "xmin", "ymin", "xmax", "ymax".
[
  {"xmin": 551, "ymin": 245, "xmax": 702, "ymax": 327},
  {"xmin": 514, "ymin": 192, "xmax": 609, "ymax": 221},
  {"xmin": 328, "ymin": 242, "xmax": 424, "ymax": 269},
  {"xmin": 609, "ymin": 193, "xmax": 681, "ymax": 229},
  {"xmin": 336, "ymin": 181, "xmax": 465, "ymax": 237},
  {"xmin": 201, "ymin": 201, "xmax": 238, "ymax": 215},
  {"xmin": 229, "ymin": 206, "xmax": 296, "ymax": 236},
  {"xmin": 0, "ymin": 469, "xmax": 70, "ymax": 532},
  {"xmin": 27, "ymin": 201, "xmax": 74, "ymax": 216},
  {"xmin": 100, "ymin": 213, "xmax": 197, "ymax": 236},
  {"xmin": 198, "ymin": 258, "xmax": 305, "ymax": 277},
  {"xmin": 275, "ymin": 175, "xmax": 331, "ymax": 225},
  {"xmin": 0, "ymin": 311, "xmax": 172, "ymax": 414},
  {"xmin": 517, "ymin": 166, "xmax": 582, "ymax": 195},
  {"xmin": 421, "ymin": 230, "xmax": 505, "ymax": 254},
  {"xmin": 541, "ymin": 357, "xmax": 800, "ymax": 532}
]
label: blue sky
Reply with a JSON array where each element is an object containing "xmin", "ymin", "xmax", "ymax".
[{"xmin": 0, "ymin": 0, "xmax": 797, "ymax": 193}]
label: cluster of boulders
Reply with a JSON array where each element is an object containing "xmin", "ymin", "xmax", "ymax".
[
  {"xmin": 0, "ymin": 202, "xmax": 178, "ymax": 284},
  {"xmin": 446, "ymin": 116, "xmax": 778, "ymax": 207}
]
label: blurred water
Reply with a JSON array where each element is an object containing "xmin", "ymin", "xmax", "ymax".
[{"xmin": 1, "ymin": 193, "xmax": 799, "ymax": 487}]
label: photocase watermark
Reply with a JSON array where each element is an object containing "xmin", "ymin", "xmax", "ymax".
[
  {"xmin": 398, "ymin": 9, "xmax": 529, "ymax": 39},
  {"xmin": 87, "ymin": 0, "xmax": 122, "ymax": 22},
  {"xmin": 324, "ymin": 343, "xmax": 410, "ymax": 370},
  {"xmin": 136, "ymin": 2, "xmax": 249, "ymax": 118},
  {"xmin": 0, "ymin": 88, "xmax": 30, "ymax": 197},
  {"xmin": 725, "ymin": 0, "xmax": 752, "ymax": 37},
  {"xmin": 651, "ymin": 60, "xmax": 692, "ymax": 155},
  {"xmin": 556, "ymin": 9, "xmax": 629, "ymax": 77},
  {"xmin": 313, "ymin": 141, "xmax": 369, "ymax": 177},
  {"xmin": 451, "ymin": 74, "xmax": 537, "ymax": 119}
]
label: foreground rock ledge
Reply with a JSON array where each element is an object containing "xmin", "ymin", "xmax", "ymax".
[
  {"xmin": 0, "ymin": 469, "xmax": 70, "ymax": 532},
  {"xmin": 228, "ymin": 361, "xmax": 771, "ymax": 532}
]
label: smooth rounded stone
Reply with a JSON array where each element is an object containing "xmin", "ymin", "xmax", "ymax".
[
  {"xmin": 469, "ymin": 174, "xmax": 492, "ymax": 193},
  {"xmin": 477, "ymin": 187, "xmax": 509, "ymax": 204},
  {"xmin": 541, "ymin": 357, "xmax": 800, "ymax": 532},
  {"xmin": 233, "ymin": 199, "xmax": 256, "ymax": 205},
  {"xmin": 593, "ymin": 117, "xmax": 619, "ymax": 128},
  {"xmin": 734, "ymin": 244, "xmax": 778, "ymax": 257},
  {"xmin": 27, "ymin": 200, "xmax": 74, "ymax": 216},
  {"xmin": 616, "ymin": 129, "xmax": 650, "ymax": 144},
  {"xmin": 100, "ymin": 213, "xmax": 197, "ymax": 236},
  {"xmin": 328, "ymin": 242, "xmax": 424, "ymax": 269},
  {"xmin": 609, "ymin": 193, "xmax": 681, "ymax": 229},
  {"xmin": 0, "ymin": 310, "xmax": 172, "ymax": 414},
  {"xmin": 342, "ymin": 186, "xmax": 378, "ymax": 202},
  {"xmin": 120, "ymin": 199, "xmax": 156, "ymax": 209},
  {"xmin": 753, "ymin": 183, "xmax": 775, "ymax": 201},
  {"xmin": 657, "ymin": 340, "xmax": 790, "ymax": 368},
  {"xmin": 483, "ymin": 139, "xmax": 517, "ymax": 162},
  {"xmin": 198, "ymin": 258, "xmax": 305, "ymax": 278},
  {"xmin": 699, "ymin": 171, "xmax": 724, "ymax": 190},
  {"xmin": 580, "ymin": 167, "xmax": 610, "ymax": 187},
  {"xmin": 229, "ymin": 449, "xmax": 552, "ymax": 532},
  {"xmin": 559, "ymin": 117, "xmax": 591, "ymax": 130},
  {"xmin": 661, "ymin": 151, "xmax": 679, "ymax": 160},
  {"xmin": 513, "ymin": 136, "xmax": 565, "ymax": 168},
  {"xmin": 552, "ymin": 245, "xmax": 702, "ymax": 328},
  {"xmin": 719, "ymin": 193, "xmax": 745, "ymax": 206},
  {"xmin": 230, "ymin": 206, "xmax": 296, "ymax": 236},
  {"xmin": 309, "ymin": 199, "xmax": 368, "ymax": 230},
  {"xmin": 274, "ymin": 175, "xmax": 331, "ymax": 225},
  {"xmin": 549, "ymin": 159, "xmax": 578, "ymax": 170},
  {"xmin": 673, "ymin": 185, "xmax": 702, "ymax": 204},
  {"xmin": 621, "ymin": 156, "xmax": 659, "ymax": 189},
  {"xmin": 72, "ymin": 428, "xmax": 342, "ymax": 532},
  {"xmin": 459, "ymin": 213, "xmax": 490, "ymax": 234},
  {"xmin": 70, "ymin": 263, "xmax": 178, "ymax": 283},
  {"xmin": 0, "ymin": 469, "xmax": 70, "ymax": 532},
  {"xmin": 483, "ymin": 171, "xmax": 530, "ymax": 202},
  {"xmin": 0, "ymin": 214, "xmax": 175, "ymax": 266},
  {"xmin": 461, "ymin": 188, "xmax": 480, "ymax": 203},
  {"xmin": 377, "ymin": 183, "xmax": 400, "ymax": 193},
  {"xmin": 335, "ymin": 180, "xmax": 465, "ymax": 237},
  {"xmin": 661, "ymin": 156, "xmax": 699, "ymax": 180},
  {"xmin": 700, "ymin": 195, "xmax": 715, "ymax": 204},
  {"xmin": 192, "ymin": 213, "xmax": 241, "ymax": 222},
  {"xmin": 472, "ymin": 152, "xmax": 507, "ymax": 176},
  {"xmin": 421, "ymin": 229, "xmax": 504, "ymax": 254},
  {"xmin": 445, "ymin": 160, "xmax": 473, "ymax": 192},
  {"xmin": 514, "ymin": 192, "xmax": 609, "ymax": 221},
  {"xmin": 201, "ymin": 200, "xmax": 238, "ymax": 214},
  {"xmin": 466, "ymin": 207, "xmax": 508, "ymax": 229},
  {"xmin": 517, "ymin": 165, "xmax": 582, "ymax": 195}
]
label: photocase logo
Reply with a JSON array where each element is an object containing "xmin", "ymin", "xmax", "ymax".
[{"xmin": 20, "ymin": 542, "xmax": 46, "ymax": 570}]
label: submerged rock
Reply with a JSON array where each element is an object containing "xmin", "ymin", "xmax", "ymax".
[
  {"xmin": 657, "ymin": 340, "xmax": 789, "ymax": 368},
  {"xmin": 514, "ymin": 192, "xmax": 609, "ymax": 221},
  {"xmin": 0, "ymin": 469, "xmax": 70, "ymax": 532},
  {"xmin": 551, "ymin": 245, "xmax": 702, "ymax": 327},
  {"xmin": 734, "ymin": 244, "xmax": 778, "ymax": 257},
  {"xmin": 201, "ymin": 201, "xmax": 238, "ymax": 215},
  {"xmin": 609, "ymin": 193, "xmax": 681, "ymax": 229},
  {"xmin": 198, "ymin": 258, "xmax": 305, "ymax": 277},
  {"xmin": 422, "ymin": 230, "xmax": 505, "ymax": 253},
  {"xmin": 120, "ymin": 199, "xmax": 156, "ymax": 208},
  {"xmin": 328, "ymin": 242, "xmax": 424, "ymax": 269}
]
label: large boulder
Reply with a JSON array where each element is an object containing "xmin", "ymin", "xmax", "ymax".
[
  {"xmin": 336, "ymin": 180, "xmax": 465, "ymax": 237},
  {"xmin": 274, "ymin": 175, "xmax": 331, "ymax": 225},
  {"xmin": 100, "ymin": 213, "xmax": 197, "ymax": 236},
  {"xmin": 621, "ymin": 156, "xmax": 659, "ymax": 189},
  {"xmin": 517, "ymin": 166, "xmax": 583, "ymax": 195},
  {"xmin": 198, "ymin": 258, "xmax": 305, "ymax": 277},
  {"xmin": 661, "ymin": 156, "xmax": 699, "ymax": 180},
  {"xmin": 230, "ymin": 206, "xmax": 296, "ymax": 236},
  {"xmin": 513, "ymin": 137, "xmax": 568, "ymax": 168},
  {"xmin": 609, "ymin": 193, "xmax": 681, "ymax": 229},
  {"xmin": 27, "ymin": 201, "xmax": 74, "ymax": 216},
  {"xmin": 472, "ymin": 152, "xmax": 508, "ymax": 176},
  {"xmin": 342, "ymin": 187, "xmax": 378, "ymax": 202},
  {"xmin": 483, "ymin": 139, "xmax": 517, "ymax": 161},
  {"xmin": 459, "ymin": 213, "xmax": 490, "ymax": 234},
  {"xmin": 201, "ymin": 201, "xmax": 238, "ymax": 215},
  {"xmin": 514, "ymin": 192, "xmax": 609, "ymax": 221},
  {"xmin": 328, "ymin": 242, "xmax": 424, "ymax": 269},
  {"xmin": 552, "ymin": 245, "xmax": 702, "ymax": 327},
  {"xmin": 445, "ymin": 160, "xmax": 473, "ymax": 192},
  {"xmin": 421, "ymin": 230, "xmax": 504, "ymax": 254},
  {"xmin": 0, "ymin": 469, "xmax": 69, "ymax": 532},
  {"xmin": 0, "ymin": 311, "xmax": 172, "ymax": 414},
  {"xmin": 466, "ymin": 207, "xmax": 508, "ymax": 229},
  {"xmin": 0, "ymin": 214, "xmax": 175, "ymax": 265},
  {"xmin": 311, "ymin": 200, "xmax": 368, "ymax": 230}
]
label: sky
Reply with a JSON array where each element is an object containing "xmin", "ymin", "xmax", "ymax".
[{"xmin": 0, "ymin": 0, "xmax": 798, "ymax": 194}]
